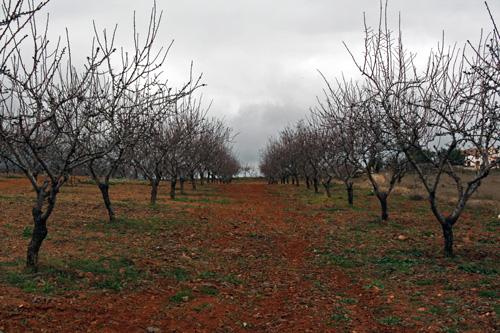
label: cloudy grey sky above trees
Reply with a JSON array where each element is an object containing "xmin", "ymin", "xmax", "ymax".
[{"xmin": 46, "ymin": 0, "xmax": 499, "ymax": 167}]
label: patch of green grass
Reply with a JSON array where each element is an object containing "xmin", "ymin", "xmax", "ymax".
[
  {"xmin": 0, "ymin": 259, "xmax": 22, "ymax": 267},
  {"xmin": 174, "ymin": 196, "xmax": 232, "ymax": 204},
  {"xmin": 441, "ymin": 326, "xmax": 459, "ymax": 333},
  {"xmin": 198, "ymin": 271, "xmax": 243, "ymax": 286},
  {"xmin": 373, "ymin": 256, "xmax": 419, "ymax": 274},
  {"xmin": 485, "ymin": 220, "xmax": 500, "ymax": 232},
  {"xmin": 329, "ymin": 306, "xmax": 351, "ymax": 324},
  {"xmin": 247, "ymin": 232, "xmax": 264, "ymax": 239},
  {"xmin": 162, "ymin": 267, "xmax": 190, "ymax": 282},
  {"xmin": 22, "ymin": 226, "xmax": 32, "ymax": 239},
  {"xmin": 222, "ymin": 274, "xmax": 242, "ymax": 285},
  {"xmin": 114, "ymin": 199, "xmax": 142, "ymax": 208},
  {"xmin": 321, "ymin": 206, "xmax": 345, "ymax": 213},
  {"xmin": 414, "ymin": 279, "xmax": 434, "ymax": 286},
  {"xmin": 377, "ymin": 316, "xmax": 403, "ymax": 326},
  {"xmin": 169, "ymin": 289, "xmax": 193, "ymax": 303},
  {"xmin": 408, "ymin": 194, "xmax": 425, "ymax": 201},
  {"xmin": 428, "ymin": 306, "xmax": 445, "ymax": 316},
  {"xmin": 340, "ymin": 297, "xmax": 358, "ymax": 305},
  {"xmin": 69, "ymin": 258, "xmax": 109, "ymax": 274},
  {"xmin": 313, "ymin": 280, "xmax": 325, "ymax": 291},
  {"xmin": 478, "ymin": 290, "xmax": 497, "ymax": 298},
  {"xmin": 0, "ymin": 260, "xmax": 81, "ymax": 294},
  {"xmin": 320, "ymin": 253, "xmax": 360, "ymax": 269},
  {"xmin": 4, "ymin": 271, "xmax": 38, "ymax": 292},
  {"xmin": 363, "ymin": 279, "xmax": 385, "ymax": 290},
  {"xmin": 193, "ymin": 302, "xmax": 212, "ymax": 313},
  {"xmin": 200, "ymin": 285, "xmax": 219, "ymax": 296},
  {"xmin": 422, "ymin": 231, "xmax": 435, "ymax": 237},
  {"xmin": 68, "ymin": 256, "xmax": 143, "ymax": 291},
  {"xmin": 458, "ymin": 262, "xmax": 498, "ymax": 275},
  {"xmin": 85, "ymin": 217, "xmax": 152, "ymax": 233},
  {"xmin": 0, "ymin": 194, "xmax": 27, "ymax": 202},
  {"xmin": 476, "ymin": 238, "xmax": 496, "ymax": 244},
  {"xmin": 86, "ymin": 215, "xmax": 194, "ymax": 234},
  {"xmin": 199, "ymin": 271, "xmax": 218, "ymax": 280},
  {"xmin": 94, "ymin": 278, "xmax": 123, "ymax": 291},
  {"xmin": 493, "ymin": 304, "xmax": 500, "ymax": 317}
]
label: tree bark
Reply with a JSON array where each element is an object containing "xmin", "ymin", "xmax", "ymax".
[
  {"xmin": 170, "ymin": 179, "xmax": 177, "ymax": 199},
  {"xmin": 346, "ymin": 182, "xmax": 354, "ymax": 206},
  {"xmin": 150, "ymin": 179, "xmax": 160, "ymax": 205},
  {"xmin": 377, "ymin": 192, "xmax": 389, "ymax": 221},
  {"xmin": 313, "ymin": 178, "xmax": 319, "ymax": 193},
  {"xmin": 26, "ymin": 213, "xmax": 48, "ymax": 272},
  {"xmin": 442, "ymin": 222, "xmax": 454, "ymax": 257},
  {"xmin": 26, "ymin": 188, "xmax": 57, "ymax": 272},
  {"xmin": 180, "ymin": 177, "xmax": 186, "ymax": 195},
  {"xmin": 323, "ymin": 183, "xmax": 331, "ymax": 197},
  {"xmin": 306, "ymin": 177, "xmax": 310, "ymax": 189},
  {"xmin": 191, "ymin": 174, "xmax": 197, "ymax": 190},
  {"xmin": 98, "ymin": 183, "xmax": 115, "ymax": 222}
]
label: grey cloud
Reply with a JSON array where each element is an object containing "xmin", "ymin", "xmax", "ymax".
[{"xmin": 43, "ymin": 0, "xmax": 500, "ymax": 168}]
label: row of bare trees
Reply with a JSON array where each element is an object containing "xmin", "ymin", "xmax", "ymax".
[
  {"xmin": 260, "ymin": 2, "xmax": 499, "ymax": 257},
  {"xmin": 0, "ymin": 0, "xmax": 240, "ymax": 271}
]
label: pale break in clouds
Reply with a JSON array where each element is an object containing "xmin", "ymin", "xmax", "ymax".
[{"xmin": 45, "ymin": 0, "xmax": 499, "ymax": 167}]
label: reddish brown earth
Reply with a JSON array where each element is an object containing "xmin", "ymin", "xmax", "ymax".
[{"xmin": 0, "ymin": 178, "xmax": 498, "ymax": 332}]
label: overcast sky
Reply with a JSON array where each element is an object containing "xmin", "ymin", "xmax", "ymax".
[{"xmin": 45, "ymin": 0, "xmax": 499, "ymax": 168}]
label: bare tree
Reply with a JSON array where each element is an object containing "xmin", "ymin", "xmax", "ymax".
[
  {"xmin": 337, "ymin": 4, "xmax": 414, "ymax": 221},
  {"xmin": 186, "ymin": 117, "xmax": 231, "ymax": 190},
  {"xmin": 82, "ymin": 4, "xmax": 203, "ymax": 221},
  {"xmin": 162, "ymin": 95, "xmax": 207, "ymax": 199},
  {"xmin": 351, "ymin": 2, "xmax": 499, "ymax": 255},
  {"xmin": 390, "ymin": 43, "xmax": 499, "ymax": 256},
  {"xmin": 133, "ymin": 94, "xmax": 210, "ymax": 203},
  {"xmin": 0, "ymin": 7, "xmax": 111, "ymax": 270},
  {"xmin": 314, "ymin": 79, "xmax": 364, "ymax": 205}
]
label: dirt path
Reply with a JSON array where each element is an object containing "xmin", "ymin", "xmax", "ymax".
[
  {"xmin": 157, "ymin": 183, "xmax": 390, "ymax": 332},
  {"xmin": 0, "ymin": 181, "xmax": 400, "ymax": 332}
]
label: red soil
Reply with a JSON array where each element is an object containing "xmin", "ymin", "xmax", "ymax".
[{"xmin": 0, "ymin": 180, "xmax": 448, "ymax": 332}]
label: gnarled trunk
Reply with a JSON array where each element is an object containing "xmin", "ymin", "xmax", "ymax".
[
  {"xmin": 98, "ymin": 183, "xmax": 115, "ymax": 222},
  {"xmin": 313, "ymin": 178, "xmax": 319, "ymax": 193},
  {"xmin": 323, "ymin": 177, "xmax": 332, "ymax": 198},
  {"xmin": 27, "ymin": 187, "xmax": 58, "ymax": 272},
  {"xmin": 323, "ymin": 183, "xmax": 331, "ymax": 197},
  {"xmin": 346, "ymin": 182, "xmax": 354, "ymax": 206},
  {"xmin": 442, "ymin": 222, "xmax": 454, "ymax": 257},
  {"xmin": 150, "ymin": 179, "xmax": 160, "ymax": 205},
  {"xmin": 170, "ymin": 178, "xmax": 177, "ymax": 199},
  {"xmin": 191, "ymin": 174, "xmax": 197, "ymax": 190},
  {"xmin": 376, "ymin": 192, "xmax": 388, "ymax": 221},
  {"xmin": 26, "ymin": 214, "xmax": 48, "ymax": 272}
]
